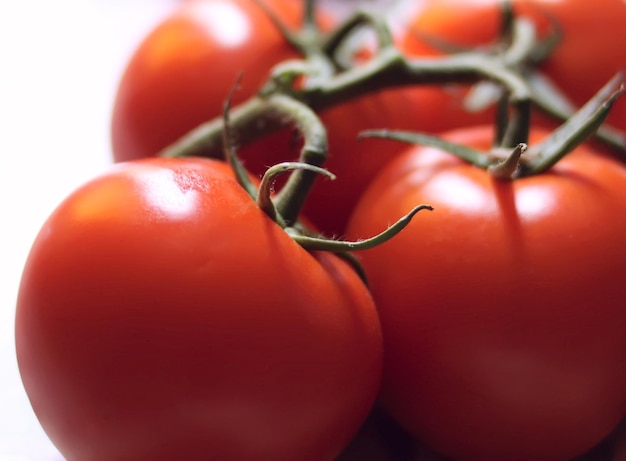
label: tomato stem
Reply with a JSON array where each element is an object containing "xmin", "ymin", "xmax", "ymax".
[
  {"xmin": 250, "ymin": 0, "xmax": 319, "ymax": 57},
  {"xmin": 286, "ymin": 204, "xmax": 433, "ymax": 252},
  {"xmin": 501, "ymin": 98, "xmax": 531, "ymax": 147},
  {"xmin": 359, "ymin": 130, "xmax": 493, "ymax": 168},
  {"xmin": 322, "ymin": 9, "xmax": 395, "ymax": 70},
  {"xmin": 521, "ymin": 74, "xmax": 625, "ymax": 176},
  {"xmin": 359, "ymin": 74, "xmax": 625, "ymax": 178},
  {"xmin": 159, "ymin": 49, "xmax": 534, "ymax": 165},
  {"xmin": 528, "ymin": 73, "xmax": 626, "ymax": 155},
  {"xmin": 257, "ymin": 162, "xmax": 335, "ymax": 224},
  {"xmin": 503, "ymin": 17, "xmax": 537, "ymax": 66},
  {"xmin": 159, "ymin": 4, "xmax": 626, "ymax": 184},
  {"xmin": 488, "ymin": 143, "xmax": 527, "ymax": 180},
  {"xmin": 159, "ymin": 6, "xmax": 540, "ymax": 163},
  {"xmin": 222, "ymin": 74, "xmax": 258, "ymax": 199},
  {"xmin": 268, "ymin": 96, "xmax": 328, "ymax": 225},
  {"xmin": 498, "ymin": 7, "xmax": 626, "ymax": 154}
]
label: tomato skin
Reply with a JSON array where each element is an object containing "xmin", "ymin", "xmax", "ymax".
[
  {"xmin": 346, "ymin": 126, "xmax": 626, "ymax": 461},
  {"xmin": 401, "ymin": 0, "xmax": 626, "ymax": 132},
  {"xmin": 615, "ymin": 422, "xmax": 626, "ymax": 461},
  {"xmin": 301, "ymin": 89, "xmax": 424, "ymax": 237},
  {"xmin": 16, "ymin": 157, "xmax": 382, "ymax": 461},
  {"xmin": 108, "ymin": 0, "xmax": 451, "ymax": 237},
  {"xmin": 110, "ymin": 0, "xmax": 303, "ymax": 163}
]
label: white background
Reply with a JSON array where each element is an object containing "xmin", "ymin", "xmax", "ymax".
[
  {"xmin": 0, "ymin": 2, "xmax": 179, "ymax": 459},
  {"xmin": 0, "ymin": 1, "xmax": 412, "ymax": 459}
]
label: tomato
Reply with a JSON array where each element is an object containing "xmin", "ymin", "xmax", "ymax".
[
  {"xmin": 346, "ymin": 125, "xmax": 626, "ymax": 460},
  {"xmin": 614, "ymin": 421, "xmax": 626, "ymax": 461},
  {"xmin": 109, "ymin": 0, "xmax": 459, "ymax": 237},
  {"xmin": 110, "ymin": 0, "xmax": 303, "ymax": 164},
  {"xmin": 16, "ymin": 157, "xmax": 383, "ymax": 461},
  {"xmin": 300, "ymin": 90, "xmax": 424, "ymax": 237},
  {"xmin": 401, "ymin": 0, "xmax": 626, "ymax": 132}
]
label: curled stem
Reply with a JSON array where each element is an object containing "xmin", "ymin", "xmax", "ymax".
[
  {"xmin": 269, "ymin": 97, "xmax": 328, "ymax": 225},
  {"xmin": 257, "ymin": 162, "xmax": 335, "ymax": 223},
  {"xmin": 162, "ymin": 86, "xmax": 329, "ymax": 226},
  {"xmin": 524, "ymin": 5, "xmax": 562, "ymax": 64},
  {"xmin": 503, "ymin": 17, "xmax": 538, "ymax": 67},
  {"xmin": 286, "ymin": 204, "xmax": 433, "ymax": 252},
  {"xmin": 160, "ymin": 96, "xmax": 277, "ymax": 159},
  {"xmin": 321, "ymin": 9, "xmax": 395, "ymax": 67}
]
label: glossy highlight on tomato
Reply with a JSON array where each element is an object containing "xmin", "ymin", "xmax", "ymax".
[
  {"xmin": 347, "ymin": 125, "xmax": 626, "ymax": 461},
  {"xmin": 109, "ymin": 0, "xmax": 461, "ymax": 237},
  {"xmin": 16, "ymin": 157, "xmax": 383, "ymax": 461},
  {"xmin": 111, "ymin": 0, "xmax": 303, "ymax": 163}
]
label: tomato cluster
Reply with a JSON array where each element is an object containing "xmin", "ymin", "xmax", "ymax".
[{"xmin": 15, "ymin": 1, "xmax": 626, "ymax": 460}]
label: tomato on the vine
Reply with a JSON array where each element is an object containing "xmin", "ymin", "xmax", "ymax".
[
  {"xmin": 299, "ymin": 90, "xmax": 424, "ymax": 237},
  {"xmin": 346, "ymin": 125, "xmax": 626, "ymax": 461},
  {"xmin": 109, "ymin": 0, "xmax": 459, "ymax": 237},
  {"xmin": 16, "ymin": 157, "xmax": 383, "ymax": 461},
  {"xmin": 111, "ymin": 0, "xmax": 305, "ymax": 164},
  {"xmin": 400, "ymin": 0, "xmax": 626, "ymax": 132}
]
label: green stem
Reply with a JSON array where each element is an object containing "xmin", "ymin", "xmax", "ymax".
[
  {"xmin": 501, "ymin": 97, "xmax": 531, "ymax": 147},
  {"xmin": 303, "ymin": 0, "xmax": 315, "ymax": 29},
  {"xmin": 528, "ymin": 72, "xmax": 626, "ymax": 156},
  {"xmin": 251, "ymin": 0, "xmax": 334, "ymax": 90},
  {"xmin": 251, "ymin": 0, "xmax": 307, "ymax": 55},
  {"xmin": 286, "ymin": 205, "xmax": 434, "ymax": 252},
  {"xmin": 302, "ymin": 50, "xmax": 532, "ymax": 115},
  {"xmin": 525, "ymin": 6, "xmax": 562, "ymax": 65},
  {"xmin": 322, "ymin": 9, "xmax": 395, "ymax": 63},
  {"xmin": 270, "ymin": 97, "xmax": 328, "ymax": 225},
  {"xmin": 160, "ymin": 46, "xmax": 533, "ymax": 161},
  {"xmin": 161, "ymin": 93, "xmax": 328, "ymax": 225},
  {"xmin": 488, "ymin": 143, "xmax": 527, "ymax": 180},
  {"xmin": 360, "ymin": 129, "xmax": 493, "ymax": 168},
  {"xmin": 160, "ymin": 96, "xmax": 275, "ymax": 159},
  {"xmin": 523, "ymin": 74, "xmax": 625, "ymax": 176},
  {"xmin": 493, "ymin": 90, "xmax": 510, "ymax": 146},
  {"xmin": 503, "ymin": 17, "xmax": 537, "ymax": 67},
  {"xmin": 257, "ymin": 162, "xmax": 335, "ymax": 224},
  {"xmin": 222, "ymin": 74, "xmax": 258, "ymax": 199}
]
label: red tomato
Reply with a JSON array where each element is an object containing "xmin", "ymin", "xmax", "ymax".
[
  {"xmin": 110, "ymin": 0, "xmax": 303, "ymax": 164},
  {"xmin": 615, "ymin": 421, "xmax": 626, "ymax": 461},
  {"xmin": 346, "ymin": 126, "xmax": 626, "ymax": 461},
  {"xmin": 16, "ymin": 157, "xmax": 383, "ymax": 461},
  {"xmin": 301, "ymin": 89, "xmax": 425, "ymax": 237},
  {"xmin": 401, "ymin": 0, "xmax": 626, "ymax": 132},
  {"xmin": 109, "ymin": 0, "xmax": 459, "ymax": 237}
]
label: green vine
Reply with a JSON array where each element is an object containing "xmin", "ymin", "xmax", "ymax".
[{"xmin": 157, "ymin": 0, "xmax": 625, "ymax": 264}]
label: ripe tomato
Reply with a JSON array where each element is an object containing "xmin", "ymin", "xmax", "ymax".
[
  {"xmin": 614, "ymin": 421, "xmax": 626, "ymax": 461},
  {"xmin": 16, "ymin": 157, "xmax": 383, "ymax": 461},
  {"xmin": 401, "ymin": 0, "xmax": 626, "ymax": 132},
  {"xmin": 300, "ymin": 89, "xmax": 425, "ymax": 237},
  {"xmin": 110, "ymin": 0, "xmax": 303, "ymax": 164},
  {"xmin": 109, "ymin": 0, "xmax": 456, "ymax": 237},
  {"xmin": 346, "ymin": 125, "xmax": 626, "ymax": 461}
]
